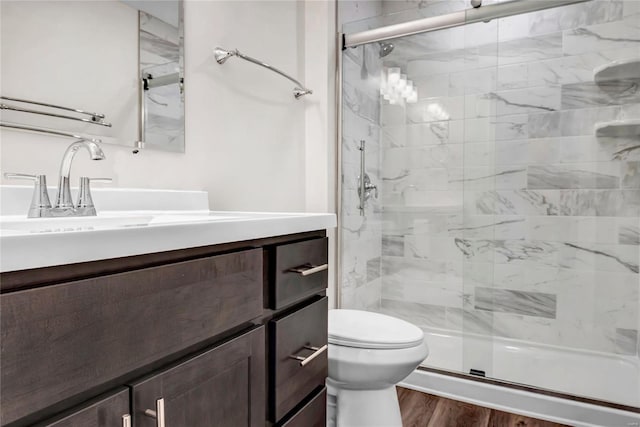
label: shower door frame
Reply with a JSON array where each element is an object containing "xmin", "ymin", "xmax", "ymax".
[{"xmin": 335, "ymin": 29, "xmax": 344, "ymax": 309}]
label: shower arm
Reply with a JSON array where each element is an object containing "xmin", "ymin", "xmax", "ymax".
[{"xmin": 214, "ymin": 47, "xmax": 313, "ymax": 99}]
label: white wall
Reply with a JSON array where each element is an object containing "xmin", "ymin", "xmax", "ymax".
[
  {"xmin": 1, "ymin": 0, "xmax": 336, "ymax": 214},
  {"xmin": 183, "ymin": 0, "xmax": 309, "ymax": 211},
  {"xmin": 1, "ymin": 1, "xmax": 139, "ymax": 145},
  {"xmin": 338, "ymin": 0, "xmax": 382, "ymax": 27},
  {"xmin": 303, "ymin": 0, "xmax": 337, "ymax": 307}
]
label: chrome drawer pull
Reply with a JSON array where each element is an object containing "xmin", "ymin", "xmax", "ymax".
[
  {"xmin": 288, "ymin": 263, "xmax": 328, "ymax": 277},
  {"xmin": 144, "ymin": 398, "xmax": 166, "ymax": 427},
  {"xmin": 290, "ymin": 344, "xmax": 328, "ymax": 366},
  {"xmin": 122, "ymin": 414, "xmax": 131, "ymax": 427}
]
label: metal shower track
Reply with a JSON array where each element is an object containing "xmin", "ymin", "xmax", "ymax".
[{"xmin": 343, "ymin": 0, "xmax": 592, "ymax": 49}]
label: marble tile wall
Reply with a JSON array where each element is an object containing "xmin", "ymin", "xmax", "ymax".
[
  {"xmin": 375, "ymin": 0, "xmax": 640, "ymax": 357},
  {"xmin": 339, "ymin": 2, "xmax": 385, "ymax": 311}
]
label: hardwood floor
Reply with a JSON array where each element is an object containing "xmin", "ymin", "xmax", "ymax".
[{"xmin": 397, "ymin": 387, "xmax": 570, "ymax": 427}]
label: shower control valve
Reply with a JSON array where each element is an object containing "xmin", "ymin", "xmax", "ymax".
[{"xmin": 358, "ymin": 173, "xmax": 378, "ymax": 203}]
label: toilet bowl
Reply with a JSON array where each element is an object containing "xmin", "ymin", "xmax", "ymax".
[{"xmin": 327, "ymin": 309, "xmax": 429, "ymax": 427}]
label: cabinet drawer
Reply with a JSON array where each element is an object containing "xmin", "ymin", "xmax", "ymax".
[
  {"xmin": 269, "ymin": 297, "xmax": 328, "ymax": 422},
  {"xmin": 1, "ymin": 249, "xmax": 263, "ymax": 426},
  {"xmin": 271, "ymin": 237, "xmax": 328, "ymax": 309},
  {"xmin": 33, "ymin": 388, "xmax": 130, "ymax": 427},
  {"xmin": 278, "ymin": 388, "xmax": 326, "ymax": 427},
  {"xmin": 131, "ymin": 327, "xmax": 265, "ymax": 427}
]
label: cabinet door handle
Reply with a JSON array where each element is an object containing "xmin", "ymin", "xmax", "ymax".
[
  {"xmin": 144, "ymin": 398, "xmax": 166, "ymax": 427},
  {"xmin": 122, "ymin": 414, "xmax": 131, "ymax": 427},
  {"xmin": 288, "ymin": 263, "xmax": 328, "ymax": 276},
  {"xmin": 290, "ymin": 344, "xmax": 328, "ymax": 366}
]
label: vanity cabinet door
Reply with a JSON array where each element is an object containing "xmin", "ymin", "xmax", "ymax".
[
  {"xmin": 33, "ymin": 388, "xmax": 130, "ymax": 427},
  {"xmin": 131, "ymin": 326, "xmax": 265, "ymax": 427},
  {"xmin": 1, "ymin": 249, "xmax": 263, "ymax": 426}
]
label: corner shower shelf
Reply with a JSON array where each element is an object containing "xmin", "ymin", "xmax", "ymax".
[
  {"xmin": 594, "ymin": 59, "xmax": 640, "ymax": 84},
  {"xmin": 595, "ymin": 119, "xmax": 640, "ymax": 138}
]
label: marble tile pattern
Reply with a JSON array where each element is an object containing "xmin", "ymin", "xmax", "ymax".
[
  {"xmin": 339, "ymin": 10, "xmax": 385, "ymax": 311},
  {"xmin": 475, "ymin": 287, "xmax": 557, "ymax": 319},
  {"xmin": 616, "ymin": 327, "xmax": 639, "ymax": 355},
  {"xmin": 359, "ymin": 0, "xmax": 640, "ymax": 357}
]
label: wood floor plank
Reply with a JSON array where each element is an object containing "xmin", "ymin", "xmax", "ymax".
[
  {"xmin": 397, "ymin": 387, "xmax": 439, "ymax": 427},
  {"xmin": 489, "ymin": 410, "xmax": 570, "ymax": 427},
  {"xmin": 398, "ymin": 387, "xmax": 571, "ymax": 427},
  {"xmin": 426, "ymin": 397, "xmax": 492, "ymax": 427}
]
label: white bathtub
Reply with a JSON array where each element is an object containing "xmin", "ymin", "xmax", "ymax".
[{"xmin": 401, "ymin": 328, "xmax": 640, "ymax": 425}]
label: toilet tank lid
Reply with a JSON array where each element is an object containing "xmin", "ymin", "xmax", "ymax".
[{"xmin": 328, "ymin": 309, "xmax": 424, "ymax": 349}]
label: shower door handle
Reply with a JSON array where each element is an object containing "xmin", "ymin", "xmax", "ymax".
[{"xmin": 359, "ymin": 140, "xmax": 366, "ymax": 215}]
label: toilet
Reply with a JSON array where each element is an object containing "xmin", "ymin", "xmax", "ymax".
[{"xmin": 326, "ymin": 309, "xmax": 429, "ymax": 427}]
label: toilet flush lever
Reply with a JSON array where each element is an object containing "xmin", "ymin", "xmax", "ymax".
[{"xmin": 290, "ymin": 344, "xmax": 328, "ymax": 367}]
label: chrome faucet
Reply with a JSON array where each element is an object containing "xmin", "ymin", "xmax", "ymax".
[
  {"xmin": 54, "ymin": 140, "xmax": 105, "ymax": 210},
  {"xmin": 4, "ymin": 139, "xmax": 109, "ymax": 218}
]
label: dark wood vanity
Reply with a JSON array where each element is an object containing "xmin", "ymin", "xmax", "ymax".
[{"xmin": 0, "ymin": 230, "xmax": 328, "ymax": 427}]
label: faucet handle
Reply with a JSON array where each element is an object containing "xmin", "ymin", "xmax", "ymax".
[
  {"xmin": 77, "ymin": 177, "xmax": 112, "ymax": 216},
  {"xmin": 4, "ymin": 172, "xmax": 38, "ymax": 181},
  {"xmin": 3, "ymin": 173, "xmax": 53, "ymax": 217},
  {"xmin": 85, "ymin": 178, "xmax": 113, "ymax": 184}
]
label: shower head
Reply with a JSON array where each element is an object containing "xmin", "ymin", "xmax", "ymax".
[
  {"xmin": 214, "ymin": 47, "xmax": 236, "ymax": 64},
  {"xmin": 379, "ymin": 42, "xmax": 394, "ymax": 58}
]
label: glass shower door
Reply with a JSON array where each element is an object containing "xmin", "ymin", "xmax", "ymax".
[
  {"xmin": 339, "ymin": 5, "xmax": 501, "ymax": 380},
  {"xmin": 339, "ymin": 0, "xmax": 640, "ymax": 410},
  {"xmin": 458, "ymin": 10, "xmax": 501, "ymax": 381},
  {"xmin": 480, "ymin": 0, "xmax": 640, "ymax": 407},
  {"xmin": 339, "ymin": 22, "xmax": 385, "ymax": 312}
]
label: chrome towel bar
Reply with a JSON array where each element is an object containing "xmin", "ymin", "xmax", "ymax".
[
  {"xmin": 0, "ymin": 96, "xmax": 111, "ymax": 127},
  {"xmin": 1, "ymin": 121, "xmax": 142, "ymax": 154},
  {"xmin": 214, "ymin": 47, "xmax": 312, "ymax": 99},
  {"xmin": 0, "ymin": 121, "xmax": 102, "ymax": 143}
]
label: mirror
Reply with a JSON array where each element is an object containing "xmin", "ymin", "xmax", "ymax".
[{"xmin": 0, "ymin": 0, "xmax": 184, "ymax": 153}]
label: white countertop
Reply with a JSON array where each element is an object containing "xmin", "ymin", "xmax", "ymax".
[{"xmin": 0, "ymin": 186, "xmax": 336, "ymax": 272}]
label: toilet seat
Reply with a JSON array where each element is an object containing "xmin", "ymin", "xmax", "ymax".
[{"xmin": 328, "ymin": 309, "xmax": 424, "ymax": 349}]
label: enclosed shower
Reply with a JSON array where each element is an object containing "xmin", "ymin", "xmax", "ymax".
[{"xmin": 338, "ymin": 0, "xmax": 640, "ymax": 417}]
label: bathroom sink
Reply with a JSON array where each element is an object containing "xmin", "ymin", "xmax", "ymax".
[
  {"xmin": 147, "ymin": 213, "xmax": 244, "ymax": 224},
  {"xmin": 0, "ymin": 186, "xmax": 336, "ymax": 273},
  {"xmin": 0, "ymin": 214, "xmax": 154, "ymax": 234},
  {"xmin": 0, "ymin": 212, "xmax": 248, "ymax": 235}
]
